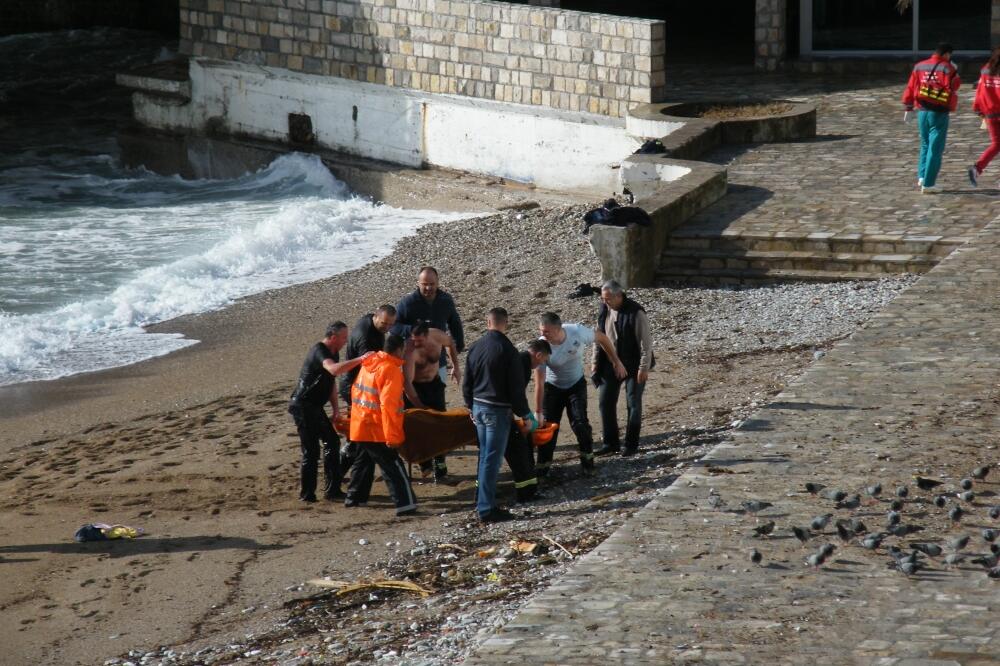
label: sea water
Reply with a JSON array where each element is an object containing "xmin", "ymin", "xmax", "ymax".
[{"xmin": 0, "ymin": 29, "xmax": 463, "ymax": 387}]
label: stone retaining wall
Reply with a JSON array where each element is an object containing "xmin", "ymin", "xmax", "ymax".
[{"xmin": 178, "ymin": 0, "xmax": 665, "ymax": 118}]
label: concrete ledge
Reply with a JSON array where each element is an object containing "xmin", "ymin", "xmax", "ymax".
[
  {"xmin": 589, "ymin": 158, "xmax": 727, "ymax": 288},
  {"xmin": 115, "ymin": 59, "xmax": 191, "ymax": 101}
]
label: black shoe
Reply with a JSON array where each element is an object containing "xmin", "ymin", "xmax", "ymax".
[
  {"xmin": 621, "ymin": 447, "xmax": 638, "ymax": 457},
  {"xmin": 344, "ymin": 498, "xmax": 368, "ymax": 508},
  {"xmin": 480, "ymin": 507, "xmax": 516, "ymax": 523},
  {"xmin": 595, "ymin": 444, "xmax": 620, "ymax": 457},
  {"xmin": 434, "ymin": 466, "xmax": 449, "ymax": 481},
  {"xmin": 581, "ymin": 456, "xmax": 596, "ymax": 475},
  {"xmin": 396, "ymin": 507, "xmax": 418, "ymax": 517},
  {"xmin": 324, "ymin": 490, "xmax": 347, "ymax": 501},
  {"xmin": 300, "ymin": 494, "xmax": 318, "ymax": 503}
]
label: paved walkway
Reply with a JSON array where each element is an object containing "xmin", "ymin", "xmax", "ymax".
[{"xmin": 468, "ymin": 73, "xmax": 1000, "ymax": 665}]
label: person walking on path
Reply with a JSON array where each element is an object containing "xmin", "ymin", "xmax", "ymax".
[
  {"xmin": 969, "ymin": 46, "xmax": 1000, "ymax": 187},
  {"xmin": 903, "ymin": 42, "xmax": 961, "ymax": 193},
  {"xmin": 345, "ymin": 334, "xmax": 418, "ymax": 516},
  {"xmin": 288, "ymin": 321, "xmax": 371, "ymax": 503},
  {"xmin": 593, "ymin": 280, "xmax": 655, "ymax": 458},
  {"xmin": 463, "ymin": 308, "xmax": 537, "ymax": 523},
  {"xmin": 393, "ymin": 266, "xmax": 465, "ymax": 479},
  {"xmin": 534, "ymin": 311, "xmax": 626, "ymax": 478}
]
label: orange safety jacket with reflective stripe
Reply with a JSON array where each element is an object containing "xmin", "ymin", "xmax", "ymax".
[{"xmin": 349, "ymin": 351, "xmax": 406, "ymax": 446}]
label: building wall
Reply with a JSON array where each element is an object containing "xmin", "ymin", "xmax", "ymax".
[
  {"xmin": 178, "ymin": 0, "xmax": 665, "ymax": 118},
  {"xmin": 0, "ymin": 0, "xmax": 179, "ymax": 35}
]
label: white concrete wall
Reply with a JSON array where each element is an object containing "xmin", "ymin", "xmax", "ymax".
[
  {"xmin": 133, "ymin": 58, "xmax": 655, "ymax": 193},
  {"xmin": 619, "ymin": 158, "xmax": 692, "ymax": 203}
]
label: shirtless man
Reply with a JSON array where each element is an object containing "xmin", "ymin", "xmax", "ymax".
[{"xmin": 404, "ymin": 321, "xmax": 461, "ymax": 479}]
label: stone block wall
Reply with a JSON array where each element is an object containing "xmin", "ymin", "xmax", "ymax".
[
  {"xmin": 178, "ymin": 0, "xmax": 665, "ymax": 118},
  {"xmin": 754, "ymin": 0, "xmax": 785, "ymax": 72}
]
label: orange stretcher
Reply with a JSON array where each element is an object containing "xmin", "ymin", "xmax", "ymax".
[{"xmin": 398, "ymin": 407, "xmax": 478, "ymax": 465}]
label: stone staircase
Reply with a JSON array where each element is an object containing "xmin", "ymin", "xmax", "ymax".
[{"xmin": 656, "ymin": 230, "xmax": 964, "ymax": 285}]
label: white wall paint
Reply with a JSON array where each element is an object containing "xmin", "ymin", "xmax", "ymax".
[{"xmin": 132, "ymin": 59, "xmax": 660, "ymax": 192}]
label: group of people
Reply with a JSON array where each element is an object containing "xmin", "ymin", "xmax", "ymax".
[
  {"xmin": 903, "ymin": 42, "xmax": 1000, "ymax": 192},
  {"xmin": 287, "ymin": 266, "xmax": 653, "ymax": 523}
]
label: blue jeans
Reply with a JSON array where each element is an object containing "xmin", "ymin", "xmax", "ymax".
[
  {"xmin": 917, "ymin": 110, "xmax": 949, "ymax": 187},
  {"xmin": 598, "ymin": 375, "xmax": 646, "ymax": 451},
  {"xmin": 473, "ymin": 402, "xmax": 512, "ymax": 518}
]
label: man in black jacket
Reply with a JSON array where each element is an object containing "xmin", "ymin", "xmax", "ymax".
[
  {"xmin": 393, "ymin": 266, "xmax": 464, "ymax": 478},
  {"xmin": 506, "ymin": 338, "xmax": 551, "ymax": 502},
  {"xmin": 463, "ymin": 308, "xmax": 537, "ymax": 522},
  {"xmin": 593, "ymin": 280, "xmax": 654, "ymax": 457}
]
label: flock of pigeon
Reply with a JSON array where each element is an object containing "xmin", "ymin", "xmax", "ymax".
[{"xmin": 710, "ymin": 464, "xmax": 1000, "ymax": 577}]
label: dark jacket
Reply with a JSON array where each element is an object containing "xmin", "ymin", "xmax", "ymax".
[
  {"xmin": 463, "ymin": 330, "xmax": 530, "ymax": 417},
  {"xmin": 392, "ymin": 289, "xmax": 465, "ymax": 353},
  {"xmin": 339, "ymin": 313, "xmax": 386, "ymax": 403},
  {"xmin": 596, "ymin": 297, "xmax": 655, "ymax": 379}
]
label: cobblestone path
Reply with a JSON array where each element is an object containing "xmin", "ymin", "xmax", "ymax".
[{"xmin": 468, "ymin": 73, "xmax": 1000, "ymax": 665}]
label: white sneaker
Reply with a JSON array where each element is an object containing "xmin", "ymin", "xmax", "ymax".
[
  {"xmin": 918, "ymin": 177, "xmax": 924, "ymax": 187},
  {"xmin": 921, "ymin": 185, "xmax": 940, "ymax": 194}
]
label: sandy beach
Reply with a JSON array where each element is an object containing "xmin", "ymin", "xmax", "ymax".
[{"xmin": 0, "ymin": 183, "xmax": 915, "ymax": 664}]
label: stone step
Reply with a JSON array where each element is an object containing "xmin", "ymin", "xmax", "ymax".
[
  {"xmin": 659, "ymin": 248, "xmax": 936, "ymax": 275},
  {"xmin": 666, "ymin": 232, "xmax": 965, "ymax": 257},
  {"xmin": 116, "ymin": 58, "xmax": 191, "ymax": 102},
  {"xmin": 654, "ymin": 267, "xmax": 892, "ymax": 286}
]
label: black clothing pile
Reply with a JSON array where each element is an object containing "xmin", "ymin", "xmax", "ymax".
[{"xmin": 582, "ymin": 198, "xmax": 652, "ymax": 235}]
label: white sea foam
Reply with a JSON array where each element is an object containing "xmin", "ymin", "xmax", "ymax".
[{"xmin": 0, "ymin": 153, "xmax": 467, "ymax": 386}]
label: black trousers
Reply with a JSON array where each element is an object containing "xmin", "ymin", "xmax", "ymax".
[
  {"xmin": 289, "ymin": 403, "xmax": 342, "ymax": 500},
  {"xmin": 536, "ymin": 377, "xmax": 594, "ymax": 471},
  {"xmin": 406, "ymin": 377, "xmax": 449, "ymax": 475},
  {"xmin": 346, "ymin": 441, "xmax": 418, "ymax": 513},
  {"xmin": 505, "ymin": 428, "xmax": 538, "ymax": 501}
]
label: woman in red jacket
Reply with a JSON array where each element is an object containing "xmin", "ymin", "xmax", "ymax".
[{"xmin": 970, "ymin": 46, "xmax": 1000, "ymax": 187}]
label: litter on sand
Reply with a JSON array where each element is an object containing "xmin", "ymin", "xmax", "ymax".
[
  {"xmin": 73, "ymin": 523, "xmax": 145, "ymax": 542},
  {"xmin": 307, "ymin": 578, "xmax": 433, "ymax": 598}
]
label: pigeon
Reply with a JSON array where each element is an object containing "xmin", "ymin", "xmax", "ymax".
[
  {"xmin": 933, "ymin": 495, "xmax": 948, "ymax": 508},
  {"xmin": 835, "ymin": 521, "xmax": 853, "ymax": 542},
  {"xmin": 752, "ymin": 521, "xmax": 776, "ymax": 537},
  {"xmin": 805, "ymin": 482, "xmax": 826, "ymax": 495},
  {"xmin": 948, "ymin": 535, "xmax": 970, "ymax": 551},
  {"xmin": 886, "ymin": 510, "xmax": 901, "ymax": 526},
  {"xmin": 819, "ymin": 543, "xmax": 836, "ymax": 558},
  {"xmin": 811, "ymin": 514, "xmax": 833, "ymax": 531},
  {"xmin": 850, "ymin": 519, "xmax": 868, "ymax": 534},
  {"xmin": 914, "ymin": 477, "xmax": 942, "ymax": 491},
  {"xmin": 988, "ymin": 567, "xmax": 1000, "ymax": 579},
  {"xmin": 949, "ymin": 506, "xmax": 965, "ymax": 522},
  {"xmin": 993, "ymin": 543, "xmax": 1000, "ymax": 555},
  {"xmin": 899, "ymin": 560, "xmax": 919, "ymax": 576},
  {"xmin": 821, "ymin": 488, "xmax": 847, "ymax": 503},
  {"xmin": 861, "ymin": 534, "xmax": 884, "ymax": 550},
  {"xmin": 983, "ymin": 529, "xmax": 997, "ymax": 543},
  {"xmin": 960, "ymin": 478, "xmax": 974, "ymax": 491},
  {"xmin": 971, "ymin": 553, "xmax": 1000, "ymax": 568},
  {"xmin": 972, "ymin": 465, "xmax": 991, "ymax": 480},
  {"xmin": 741, "ymin": 500, "xmax": 773, "ymax": 514},
  {"xmin": 749, "ymin": 548, "xmax": 763, "ymax": 565},
  {"xmin": 889, "ymin": 499, "xmax": 904, "ymax": 512},
  {"xmin": 865, "ymin": 483, "xmax": 882, "ymax": 499},
  {"xmin": 896, "ymin": 486, "xmax": 910, "ymax": 498},
  {"xmin": 792, "ymin": 526, "xmax": 812, "ymax": 544},
  {"xmin": 837, "ymin": 494, "xmax": 861, "ymax": 510},
  {"xmin": 990, "ymin": 505, "xmax": 1000, "ymax": 520},
  {"xmin": 944, "ymin": 553, "xmax": 965, "ymax": 566},
  {"xmin": 911, "ymin": 543, "xmax": 942, "ymax": 557},
  {"xmin": 960, "ymin": 491, "xmax": 975, "ymax": 503},
  {"xmin": 889, "ymin": 523, "xmax": 923, "ymax": 537},
  {"xmin": 707, "ymin": 493, "xmax": 725, "ymax": 509},
  {"xmin": 806, "ymin": 552, "xmax": 826, "ymax": 568}
]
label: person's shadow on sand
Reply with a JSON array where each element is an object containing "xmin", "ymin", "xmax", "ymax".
[{"xmin": 0, "ymin": 535, "xmax": 288, "ymax": 560}]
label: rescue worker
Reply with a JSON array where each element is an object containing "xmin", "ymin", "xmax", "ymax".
[
  {"xmin": 969, "ymin": 45, "xmax": 1000, "ymax": 187},
  {"xmin": 392, "ymin": 266, "xmax": 465, "ymax": 479},
  {"xmin": 288, "ymin": 321, "xmax": 371, "ymax": 503},
  {"xmin": 463, "ymin": 307, "xmax": 537, "ymax": 523},
  {"xmin": 903, "ymin": 42, "xmax": 961, "ymax": 193},
  {"xmin": 345, "ymin": 334, "xmax": 418, "ymax": 516},
  {"xmin": 594, "ymin": 280, "xmax": 654, "ymax": 458},
  {"xmin": 534, "ymin": 311, "xmax": 626, "ymax": 478},
  {"xmin": 506, "ymin": 338, "xmax": 551, "ymax": 503}
]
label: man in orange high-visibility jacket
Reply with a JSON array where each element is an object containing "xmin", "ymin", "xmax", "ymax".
[{"xmin": 346, "ymin": 333, "xmax": 418, "ymax": 515}]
